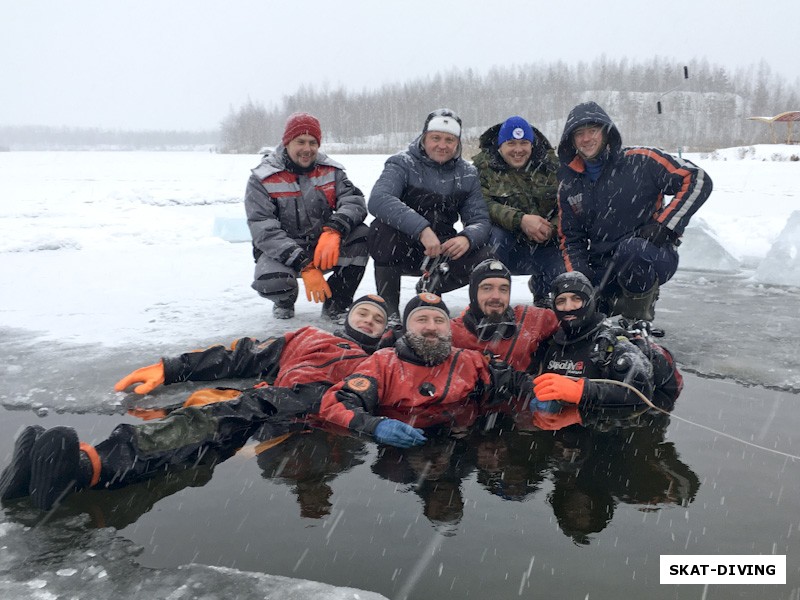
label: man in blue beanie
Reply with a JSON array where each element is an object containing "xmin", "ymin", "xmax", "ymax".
[{"xmin": 472, "ymin": 116, "xmax": 565, "ymax": 306}]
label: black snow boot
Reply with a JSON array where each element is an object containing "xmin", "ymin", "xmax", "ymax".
[
  {"xmin": 374, "ymin": 265, "xmax": 402, "ymax": 317},
  {"xmin": 272, "ymin": 298, "xmax": 295, "ymax": 320},
  {"xmin": 0, "ymin": 425, "xmax": 45, "ymax": 501},
  {"xmin": 321, "ymin": 298, "xmax": 349, "ymax": 323},
  {"xmin": 327, "ymin": 264, "xmax": 366, "ymax": 309},
  {"xmin": 29, "ymin": 426, "xmax": 91, "ymax": 511},
  {"xmin": 607, "ymin": 280, "xmax": 660, "ymax": 322}
]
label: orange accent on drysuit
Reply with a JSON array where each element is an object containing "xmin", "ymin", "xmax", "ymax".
[
  {"xmin": 127, "ymin": 408, "xmax": 169, "ymax": 420},
  {"xmin": 79, "ymin": 442, "xmax": 102, "ymax": 487},
  {"xmin": 182, "ymin": 387, "xmax": 243, "ymax": 407}
]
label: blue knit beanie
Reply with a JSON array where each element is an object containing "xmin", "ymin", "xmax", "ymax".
[{"xmin": 497, "ymin": 116, "xmax": 535, "ymax": 146}]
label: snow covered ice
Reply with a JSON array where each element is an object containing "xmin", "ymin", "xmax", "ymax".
[
  {"xmin": 1, "ymin": 146, "xmax": 798, "ymax": 349},
  {"xmin": 2, "ymin": 145, "xmax": 799, "ymax": 393}
]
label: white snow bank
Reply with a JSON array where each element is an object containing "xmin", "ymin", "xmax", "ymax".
[{"xmin": 755, "ymin": 210, "xmax": 800, "ymax": 286}]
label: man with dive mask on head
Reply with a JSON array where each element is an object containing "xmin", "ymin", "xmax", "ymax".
[{"xmin": 450, "ymin": 259, "xmax": 558, "ymax": 373}]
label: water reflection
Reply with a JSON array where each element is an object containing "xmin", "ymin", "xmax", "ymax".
[
  {"xmin": 255, "ymin": 429, "xmax": 368, "ymax": 519},
  {"xmin": 4, "ymin": 403, "xmax": 700, "ymax": 551},
  {"xmin": 526, "ymin": 405, "xmax": 699, "ymax": 545},
  {"xmin": 372, "ymin": 437, "xmax": 470, "ymax": 532}
]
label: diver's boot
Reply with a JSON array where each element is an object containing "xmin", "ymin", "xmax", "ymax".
[
  {"xmin": 0, "ymin": 425, "xmax": 45, "ymax": 501},
  {"xmin": 608, "ymin": 281, "xmax": 660, "ymax": 322},
  {"xmin": 523, "ymin": 276, "xmax": 551, "ymax": 308},
  {"xmin": 28, "ymin": 427, "xmax": 97, "ymax": 511}
]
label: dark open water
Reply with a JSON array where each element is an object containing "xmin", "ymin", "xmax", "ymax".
[
  {"xmin": 2, "ymin": 371, "xmax": 794, "ymax": 600},
  {"xmin": 1, "ymin": 268, "xmax": 798, "ymax": 599}
]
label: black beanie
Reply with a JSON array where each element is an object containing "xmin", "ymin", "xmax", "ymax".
[
  {"xmin": 469, "ymin": 259, "xmax": 512, "ymax": 309},
  {"xmin": 343, "ymin": 294, "xmax": 389, "ymax": 350},
  {"xmin": 402, "ymin": 293, "xmax": 450, "ymax": 328},
  {"xmin": 551, "ymin": 271, "xmax": 593, "ymax": 300}
]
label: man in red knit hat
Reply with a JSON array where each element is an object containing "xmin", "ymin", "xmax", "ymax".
[{"xmin": 245, "ymin": 112, "xmax": 370, "ymax": 320}]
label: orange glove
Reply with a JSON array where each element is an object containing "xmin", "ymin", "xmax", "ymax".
[
  {"xmin": 301, "ymin": 265, "xmax": 332, "ymax": 303},
  {"xmin": 533, "ymin": 373, "xmax": 585, "ymax": 405},
  {"xmin": 313, "ymin": 227, "xmax": 342, "ymax": 271},
  {"xmin": 114, "ymin": 362, "xmax": 165, "ymax": 395}
]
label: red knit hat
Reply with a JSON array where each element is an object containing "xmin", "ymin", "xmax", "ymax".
[{"xmin": 282, "ymin": 112, "xmax": 322, "ymax": 146}]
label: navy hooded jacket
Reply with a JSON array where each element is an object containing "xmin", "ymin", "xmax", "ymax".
[{"xmin": 556, "ymin": 102, "xmax": 712, "ymax": 279}]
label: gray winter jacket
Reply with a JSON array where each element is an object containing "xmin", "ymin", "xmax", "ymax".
[
  {"xmin": 245, "ymin": 147, "xmax": 366, "ymax": 269},
  {"xmin": 368, "ymin": 137, "xmax": 490, "ymax": 247}
]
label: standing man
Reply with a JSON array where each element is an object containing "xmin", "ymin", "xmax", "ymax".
[
  {"xmin": 368, "ymin": 108, "xmax": 494, "ymax": 318},
  {"xmin": 246, "ymin": 112, "xmax": 370, "ymax": 320},
  {"xmin": 450, "ymin": 259, "xmax": 558, "ymax": 372},
  {"xmin": 472, "ymin": 116, "xmax": 565, "ymax": 305},
  {"xmin": 556, "ymin": 102, "xmax": 712, "ymax": 320}
]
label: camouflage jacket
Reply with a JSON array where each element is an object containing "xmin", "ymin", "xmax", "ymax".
[{"xmin": 472, "ymin": 122, "xmax": 559, "ymax": 244}]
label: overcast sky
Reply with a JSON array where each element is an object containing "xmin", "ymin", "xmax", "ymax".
[{"xmin": 3, "ymin": 0, "xmax": 798, "ymax": 131}]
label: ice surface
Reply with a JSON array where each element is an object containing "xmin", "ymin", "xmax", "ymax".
[
  {"xmin": 0, "ymin": 146, "xmax": 798, "ymax": 369},
  {"xmin": 0, "ymin": 516, "xmax": 387, "ymax": 599}
]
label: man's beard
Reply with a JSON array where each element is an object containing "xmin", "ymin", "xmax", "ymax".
[
  {"xmin": 480, "ymin": 307, "xmax": 506, "ymax": 323},
  {"xmin": 474, "ymin": 307, "xmax": 515, "ymax": 342},
  {"xmin": 480, "ymin": 302, "xmax": 507, "ymax": 319},
  {"xmin": 405, "ymin": 332, "xmax": 452, "ymax": 365}
]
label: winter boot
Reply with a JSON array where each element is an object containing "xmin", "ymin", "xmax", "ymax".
[
  {"xmin": 607, "ymin": 281, "xmax": 660, "ymax": 322},
  {"xmin": 272, "ymin": 298, "xmax": 295, "ymax": 320},
  {"xmin": 321, "ymin": 298, "xmax": 349, "ymax": 323},
  {"xmin": 374, "ymin": 265, "xmax": 402, "ymax": 318},
  {"xmin": 28, "ymin": 427, "xmax": 95, "ymax": 511},
  {"xmin": 0, "ymin": 425, "xmax": 45, "ymax": 501},
  {"xmin": 326, "ymin": 264, "xmax": 366, "ymax": 310}
]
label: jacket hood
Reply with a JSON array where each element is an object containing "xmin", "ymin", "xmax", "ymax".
[
  {"xmin": 557, "ymin": 102, "xmax": 622, "ymax": 167},
  {"xmin": 473, "ymin": 122, "xmax": 554, "ymax": 172}
]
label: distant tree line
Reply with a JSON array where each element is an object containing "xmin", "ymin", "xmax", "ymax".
[
  {"xmin": 3, "ymin": 56, "xmax": 797, "ymax": 153},
  {"xmin": 0, "ymin": 126, "xmax": 217, "ymax": 151},
  {"xmin": 220, "ymin": 56, "xmax": 800, "ymax": 154}
]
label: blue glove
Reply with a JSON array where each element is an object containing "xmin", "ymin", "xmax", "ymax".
[
  {"xmin": 529, "ymin": 395, "xmax": 564, "ymax": 414},
  {"xmin": 373, "ymin": 419, "xmax": 426, "ymax": 448}
]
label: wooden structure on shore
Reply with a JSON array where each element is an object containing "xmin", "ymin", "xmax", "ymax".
[{"xmin": 748, "ymin": 111, "xmax": 800, "ymax": 144}]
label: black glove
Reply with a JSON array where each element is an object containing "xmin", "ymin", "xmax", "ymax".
[
  {"xmin": 636, "ymin": 221, "xmax": 679, "ymax": 247},
  {"xmin": 378, "ymin": 324, "xmax": 404, "ymax": 349},
  {"xmin": 487, "ymin": 359, "xmax": 532, "ymax": 405}
]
